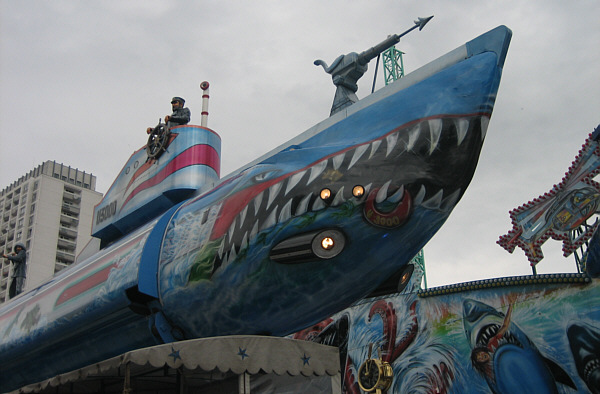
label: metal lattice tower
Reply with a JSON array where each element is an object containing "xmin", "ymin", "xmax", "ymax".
[{"xmin": 382, "ymin": 46, "xmax": 405, "ymax": 85}]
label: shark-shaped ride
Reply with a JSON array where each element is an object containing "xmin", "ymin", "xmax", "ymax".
[{"xmin": 0, "ymin": 23, "xmax": 512, "ymax": 391}]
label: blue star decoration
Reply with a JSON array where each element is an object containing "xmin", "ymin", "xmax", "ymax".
[
  {"xmin": 238, "ymin": 347, "xmax": 249, "ymax": 360},
  {"xmin": 301, "ymin": 353, "xmax": 311, "ymax": 366},
  {"xmin": 169, "ymin": 346, "xmax": 182, "ymax": 362}
]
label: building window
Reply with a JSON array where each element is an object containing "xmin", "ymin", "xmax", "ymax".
[
  {"xmin": 33, "ymin": 181, "xmax": 38, "ymax": 191},
  {"xmin": 16, "ymin": 231, "xmax": 21, "ymax": 240}
]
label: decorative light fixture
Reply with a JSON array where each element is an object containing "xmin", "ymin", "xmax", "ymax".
[
  {"xmin": 320, "ymin": 188, "xmax": 332, "ymax": 200},
  {"xmin": 352, "ymin": 185, "xmax": 365, "ymax": 198}
]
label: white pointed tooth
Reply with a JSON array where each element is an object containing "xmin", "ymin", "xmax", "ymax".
[
  {"xmin": 441, "ymin": 189, "xmax": 461, "ymax": 211},
  {"xmin": 428, "ymin": 119, "xmax": 442, "ymax": 155},
  {"xmin": 331, "ymin": 186, "xmax": 346, "ymax": 206},
  {"xmin": 307, "ymin": 160, "xmax": 328, "ymax": 185},
  {"xmin": 414, "ymin": 185, "xmax": 426, "ymax": 206},
  {"xmin": 407, "ymin": 124, "xmax": 421, "ymax": 151},
  {"xmin": 369, "ymin": 140, "xmax": 382, "ymax": 160},
  {"xmin": 349, "ymin": 145, "xmax": 369, "ymax": 170},
  {"xmin": 238, "ymin": 206, "xmax": 248, "ymax": 229},
  {"xmin": 387, "ymin": 185, "xmax": 405, "ymax": 204},
  {"xmin": 364, "ymin": 183, "xmax": 373, "ymax": 196},
  {"xmin": 480, "ymin": 116, "xmax": 490, "ymax": 141},
  {"xmin": 228, "ymin": 218, "xmax": 236, "ymax": 243},
  {"xmin": 454, "ymin": 118, "xmax": 469, "ymax": 146},
  {"xmin": 217, "ymin": 238, "xmax": 225, "ymax": 259},
  {"xmin": 376, "ymin": 180, "xmax": 392, "ymax": 203},
  {"xmin": 240, "ymin": 232, "xmax": 248, "ymax": 250},
  {"xmin": 222, "ymin": 250, "xmax": 232, "ymax": 267},
  {"xmin": 279, "ymin": 199, "xmax": 292, "ymax": 222},
  {"xmin": 253, "ymin": 192, "xmax": 264, "ymax": 214},
  {"xmin": 285, "ymin": 170, "xmax": 306, "ymax": 195},
  {"xmin": 249, "ymin": 221, "xmax": 259, "ymax": 242},
  {"xmin": 386, "ymin": 132, "xmax": 399, "ymax": 157},
  {"xmin": 266, "ymin": 182, "xmax": 282, "ymax": 210},
  {"xmin": 312, "ymin": 197, "xmax": 326, "ymax": 211},
  {"xmin": 332, "ymin": 153, "xmax": 345, "ymax": 170},
  {"xmin": 295, "ymin": 193, "xmax": 312, "ymax": 216},
  {"xmin": 228, "ymin": 247, "xmax": 237, "ymax": 264},
  {"xmin": 260, "ymin": 208, "xmax": 278, "ymax": 232},
  {"xmin": 422, "ymin": 189, "xmax": 443, "ymax": 209}
]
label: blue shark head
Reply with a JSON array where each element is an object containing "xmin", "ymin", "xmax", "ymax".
[{"xmin": 159, "ymin": 115, "xmax": 491, "ymax": 338}]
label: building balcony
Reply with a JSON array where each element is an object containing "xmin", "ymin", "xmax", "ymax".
[
  {"xmin": 57, "ymin": 237, "xmax": 77, "ymax": 250},
  {"xmin": 56, "ymin": 249, "xmax": 75, "ymax": 263},
  {"xmin": 59, "ymin": 225, "xmax": 78, "ymax": 239},
  {"xmin": 63, "ymin": 190, "xmax": 81, "ymax": 203},
  {"xmin": 60, "ymin": 213, "xmax": 79, "ymax": 227},
  {"xmin": 0, "ymin": 278, "xmax": 7, "ymax": 290},
  {"xmin": 61, "ymin": 204, "xmax": 80, "ymax": 216}
]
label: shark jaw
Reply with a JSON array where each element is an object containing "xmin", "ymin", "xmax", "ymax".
[{"xmin": 211, "ymin": 114, "xmax": 489, "ymax": 272}]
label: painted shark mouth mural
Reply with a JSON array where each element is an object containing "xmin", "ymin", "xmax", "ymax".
[
  {"xmin": 212, "ymin": 115, "xmax": 487, "ymax": 271},
  {"xmin": 463, "ymin": 299, "xmax": 575, "ymax": 393}
]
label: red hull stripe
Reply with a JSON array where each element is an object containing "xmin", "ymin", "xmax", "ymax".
[
  {"xmin": 54, "ymin": 263, "xmax": 117, "ymax": 306},
  {"xmin": 122, "ymin": 144, "xmax": 220, "ymax": 210}
]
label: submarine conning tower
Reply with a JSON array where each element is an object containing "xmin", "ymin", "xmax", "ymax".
[{"xmin": 92, "ymin": 82, "xmax": 221, "ymax": 247}]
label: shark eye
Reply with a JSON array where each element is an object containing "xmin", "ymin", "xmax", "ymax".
[{"xmin": 253, "ymin": 171, "xmax": 278, "ymax": 182}]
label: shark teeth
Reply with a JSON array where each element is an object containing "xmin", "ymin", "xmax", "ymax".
[
  {"xmin": 285, "ymin": 170, "xmax": 306, "ymax": 195},
  {"xmin": 369, "ymin": 140, "xmax": 382, "ymax": 159},
  {"xmin": 215, "ymin": 116, "xmax": 482, "ymax": 269},
  {"xmin": 332, "ymin": 153, "xmax": 345, "ymax": 170},
  {"xmin": 349, "ymin": 145, "xmax": 368, "ymax": 169},
  {"xmin": 307, "ymin": 160, "xmax": 327, "ymax": 185},
  {"xmin": 386, "ymin": 132, "xmax": 399, "ymax": 157},
  {"xmin": 454, "ymin": 118, "xmax": 469, "ymax": 146},
  {"xmin": 428, "ymin": 119, "xmax": 442, "ymax": 155},
  {"xmin": 376, "ymin": 180, "xmax": 392, "ymax": 204}
]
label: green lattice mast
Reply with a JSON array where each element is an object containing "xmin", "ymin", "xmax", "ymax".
[{"xmin": 382, "ymin": 45, "xmax": 405, "ymax": 85}]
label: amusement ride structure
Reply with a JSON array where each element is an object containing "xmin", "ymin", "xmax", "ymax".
[{"xmin": 0, "ymin": 17, "xmax": 598, "ymax": 394}]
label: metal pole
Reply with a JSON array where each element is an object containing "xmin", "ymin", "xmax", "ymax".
[{"xmin": 200, "ymin": 81, "xmax": 210, "ymax": 127}]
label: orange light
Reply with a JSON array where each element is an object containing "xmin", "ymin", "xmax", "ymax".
[
  {"xmin": 352, "ymin": 185, "xmax": 365, "ymax": 198},
  {"xmin": 320, "ymin": 188, "xmax": 332, "ymax": 200},
  {"xmin": 321, "ymin": 237, "xmax": 335, "ymax": 250}
]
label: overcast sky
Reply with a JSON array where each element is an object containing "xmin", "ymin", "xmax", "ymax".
[{"xmin": 1, "ymin": 1, "xmax": 598, "ymax": 287}]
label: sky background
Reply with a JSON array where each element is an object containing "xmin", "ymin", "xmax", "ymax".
[{"xmin": 1, "ymin": 1, "xmax": 598, "ymax": 288}]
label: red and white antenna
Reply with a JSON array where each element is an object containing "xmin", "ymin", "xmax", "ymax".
[{"xmin": 200, "ymin": 81, "xmax": 210, "ymax": 127}]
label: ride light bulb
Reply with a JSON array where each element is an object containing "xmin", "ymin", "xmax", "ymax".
[
  {"xmin": 352, "ymin": 185, "xmax": 365, "ymax": 198},
  {"xmin": 321, "ymin": 237, "xmax": 335, "ymax": 250},
  {"xmin": 320, "ymin": 188, "xmax": 332, "ymax": 200}
]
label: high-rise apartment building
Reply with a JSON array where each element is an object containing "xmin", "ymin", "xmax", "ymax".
[{"xmin": 0, "ymin": 161, "xmax": 103, "ymax": 303}]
